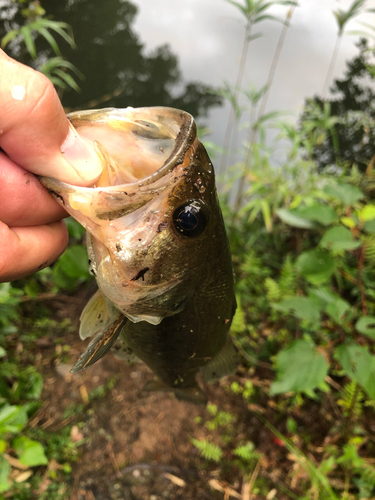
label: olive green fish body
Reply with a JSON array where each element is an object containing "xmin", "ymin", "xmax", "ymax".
[
  {"xmin": 122, "ymin": 258, "xmax": 236, "ymax": 390},
  {"xmin": 40, "ymin": 107, "xmax": 237, "ymax": 403}
]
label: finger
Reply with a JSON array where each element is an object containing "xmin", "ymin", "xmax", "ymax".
[
  {"xmin": 0, "ymin": 152, "xmax": 67, "ymax": 226},
  {"xmin": 0, "ymin": 50, "xmax": 102, "ymax": 186},
  {"xmin": 0, "ymin": 220, "xmax": 69, "ymax": 282}
]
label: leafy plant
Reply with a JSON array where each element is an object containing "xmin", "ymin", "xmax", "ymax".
[
  {"xmin": 1, "ymin": 0, "xmax": 82, "ymax": 92},
  {"xmin": 323, "ymin": 0, "xmax": 368, "ymax": 96}
]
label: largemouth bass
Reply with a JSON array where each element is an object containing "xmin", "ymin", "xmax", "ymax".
[{"xmin": 41, "ymin": 107, "xmax": 237, "ymax": 404}]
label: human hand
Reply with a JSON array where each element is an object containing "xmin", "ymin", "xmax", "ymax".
[{"xmin": 0, "ymin": 50, "xmax": 103, "ymax": 282}]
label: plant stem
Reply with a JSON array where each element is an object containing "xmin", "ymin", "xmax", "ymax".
[
  {"xmin": 322, "ymin": 34, "xmax": 342, "ymax": 98},
  {"xmin": 252, "ymin": 4, "xmax": 297, "ymax": 142},
  {"xmin": 234, "ymin": 5, "xmax": 296, "ymax": 210},
  {"xmin": 356, "ymin": 245, "xmax": 368, "ymax": 315},
  {"xmin": 219, "ymin": 18, "xmax": 252, "ymax": 175}
]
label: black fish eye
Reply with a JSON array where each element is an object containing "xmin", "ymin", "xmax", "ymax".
[{"xmin": 173, "ymin": 201, "xmax": 208, "ymax": 237}]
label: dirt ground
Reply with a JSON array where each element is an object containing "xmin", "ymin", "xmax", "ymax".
[{"xmin": 27, "ymin": 289, "xmax": 344, "ymax": 500}]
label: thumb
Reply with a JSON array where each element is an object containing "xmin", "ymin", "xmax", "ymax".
[{"xmin": 0, "ymin": 50, "xmax": 102, "ymax": 186}]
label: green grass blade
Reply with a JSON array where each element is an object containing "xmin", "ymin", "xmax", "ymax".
[
  {"xmin": 53, "ymin": 68, "xmax": 81, "ymax": 92},
  {"xmin": 1, "ymin": 29, "xmax": 19, "ymax": 49},
  {"xmin": 38, "ymin": 27, "xmax": 61, "ymax": 56},
  {"xmin": 40, "ymin": 19, "xmax": 75, "ymax": 48},
  {"xmin": 20, "ymin": 26, "xmax": 36, "ymax": 59}
]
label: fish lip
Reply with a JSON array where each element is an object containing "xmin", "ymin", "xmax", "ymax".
[{"xmin": 70, "ymin": 106, "xmax": 196, "ymax": 190}]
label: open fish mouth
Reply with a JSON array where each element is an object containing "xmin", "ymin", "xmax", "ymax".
[
  {"xmin": 41, "ymin": 107, "xmax": 198, "ymax": 224},
  {"xmin": 40, "ymin": 107, "xmax": 214, "ymax": 323},
  {"xmin": 70, "ymin": 106, "xmax": 196, "ymax": 187}
]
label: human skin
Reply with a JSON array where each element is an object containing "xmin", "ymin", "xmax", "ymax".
[{"xmin": 0, "ymin": 50, "xmax": 102, "ymax": 282}]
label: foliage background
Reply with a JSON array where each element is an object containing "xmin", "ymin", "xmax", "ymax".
[{"xmin": 1, "ymin": 0, "xmax": 375, "ymax": 498}]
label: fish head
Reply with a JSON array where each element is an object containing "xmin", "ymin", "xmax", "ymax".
[{"xmin": 41, "ymin": 107, "xmax": 226, "ymax": 324}]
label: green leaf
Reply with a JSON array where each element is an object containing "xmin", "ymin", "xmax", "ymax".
[
  {"xmin": 1, "ymin": 29, "xmax": 19, "ymax": 49},
  {"xmin": 191, "ymin": 438, "xmax": 223, "ymax": 462},
  {"xmin": 325, "ymin": 297, "xmax": 350, "ymax": 324},
  {"xmin": 335, "ymin": 344, "xmax": 375, "ymax": 399},
  {"xmin": 308, "ymin": 287, "xmax": 350, "ymax": 323},
  {"xmin": 341, "ymin": 216, "xmax": 356, "ymax": 229},
  {"xmin": 0, "ymin": 455, "xmax": 11, "ymax": 493},
  {"xmin": 233, "ymin": 442, "xmax": 257, "ymax": 461},
  {"xmin": 40, "ymin": 20, "xmax": 76, "ymax": 48},
  {"xmin": 276, "ymin": 209, "xmax": 315, "ymax": 229},
  {"xmin": 273, "ymin": 296, "xmax": 322, "ymax": 322},
  {"xmin": 20, "ymin": 25, "xmax": 36, "ymax": 59},
  {"xmin": 320, "ymin": 227, "xmax": 361, "ymax": 251},
  {"xmin": 38, "ymin": 26, "xmax": 61, "ymax": 56},
  {"xmin": 296, "ymin": 250, "xmax": 336, "ymax": 285},
  {"xmin": 261, "ymin": 199, "xmax": 272, "ymax": 232},
  {"xmin": 355, "ymin": 316, "xmax": 375, "ymax": 339},
  {"xmin": 53, "ymin": 68, "xmax": 81, "ymax": 92},
  {"xmin": 58, "ymin": 245, "xmax": 90, "ymax": 278},
  {"xmin": 0, "ymin": 347, "xmax": 6, "ymax": 358},
  {"xmin": 52, "ymin": 244, "xmax": 91, "ymax": 289},
  {"xmin": 358, "ymin": 204, "xmax": 375, "ymax": 221},
  {"xmin": 270, "ymin": 339, "xmax": 328, "ymax": 395},
  {"xmin": 13, "ymin": 436, "xmax": 48, "ymax": 467},
  {"xmin": 21, "ymin": 370, "xmax": 43, "ymax": 399},
  {"xmin": 297, "ymin": 204, "xmax": 338, "ymax": 226},
  {"xmin": 65, "ymin": 219, "xmax": 84, "ymax": 239},
  {"xmin": 363, "ymin": 220, "xmax": 375, "ymax": 234},
  {"xmin": 308, "ymin": 286, "xmax": 335, "ymax": 303},
  {"xmin": 0, "ymin": 405, "xmax": 28, "ymax": 435},
  {"xmin": 323, "ymin": 182, "xmax": 362, "ymax": 206},
  {"xmin": 48, "ymin": 76, "xmax": 68, "ymax": 90}
]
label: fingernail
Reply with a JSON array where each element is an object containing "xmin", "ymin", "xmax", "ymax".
[{"xmin": 61, "ymin": 122, "xmax": 103, "ymax": 182}]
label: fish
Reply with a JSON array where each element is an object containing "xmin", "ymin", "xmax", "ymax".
[{"xmin": 40, "ymin": 106, "xmax": 237, "ymax": 404}]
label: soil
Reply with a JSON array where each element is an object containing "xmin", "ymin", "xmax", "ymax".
[{"xmin": 24, "ymin": 287, "xmax": 358, "ymax": 500}]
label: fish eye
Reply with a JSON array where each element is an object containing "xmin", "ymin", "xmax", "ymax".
[{"xmin": 173, "ymin": 201, "xmax": 208, "ymax": 237}]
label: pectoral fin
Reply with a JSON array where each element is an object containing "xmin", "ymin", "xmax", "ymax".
[
  {"xmin": 200, "ymin": 337, "xmax": 238, "ymax": 382},
  {"xmin": 79, "ymin": 289, "xmax": 120, "ymax": 340},
  {"xmin": 71, "ymin": 315, "xmax": 127, "ymax": 373}
]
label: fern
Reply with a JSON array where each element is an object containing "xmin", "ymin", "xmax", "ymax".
[
  {"xmin": 230, "ymin": 300, "xmax": 246, "ymax": 335},
  {"xmin": 265, "ymin": 255, "xmax": 297, "ymax": 302},
  {"xmin": 239, "ymin": 251, "xmax": 270, "ymax": 288},
  {"xmin": 191, "ymin": 439, "xmax": 223, "ymax": 462},
  {"xmin": 279, "ymin": 254, "xmax": 297, "ymax": 295},
  {"xmin": 337, "ymin": 381, "xmax": 363, "ymax": 418},
  {"xmin": 338, "ymin": 443, "xmax": 375, "ymax": 492},
  {"xmin": 364, "ymin": 236, "xmax": 375, "ymax": 267},
  {"xmin": 265, "ymin": 277, "xmax": 281, "ymax": 302},
  {"xmin": 361, "ymin": 463, "xmax": 375, "ymax": 488},
  {"xmin": 233, "ymin": 442, "xmax": 260, "ymax": 462}
]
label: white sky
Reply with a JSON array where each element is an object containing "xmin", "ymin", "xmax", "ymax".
[{"xmin": 132, "ymin": 0, "xmax": 375, "ymax": 146}]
